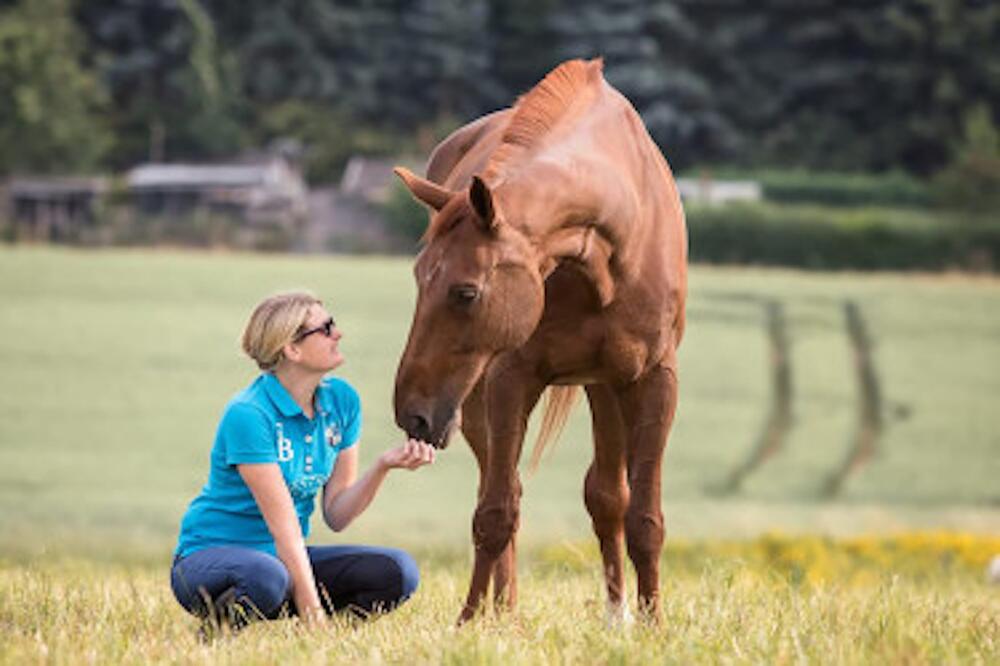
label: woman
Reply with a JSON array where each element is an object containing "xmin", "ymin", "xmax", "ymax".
[{"xmin": 171, "ymin": 291, "xmax": 435, "ymax": 630}]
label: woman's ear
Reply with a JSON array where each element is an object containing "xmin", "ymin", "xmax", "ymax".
[{"xmin": 281, "ymin": 342, "xmax": 301, "ymax": 364}]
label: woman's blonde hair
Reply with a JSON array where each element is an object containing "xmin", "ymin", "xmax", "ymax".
[{"xmin": 241, "ymin": 291, "xmax": 322, "ymax": 371}]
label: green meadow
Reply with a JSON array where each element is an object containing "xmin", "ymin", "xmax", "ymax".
[
  {"xmin": 1, "ymin": 246, "xmax": 998, "ymax": 556},
  {"xmin": 1, "ymin": 246, "xmax": 999, "ymax": 663}
]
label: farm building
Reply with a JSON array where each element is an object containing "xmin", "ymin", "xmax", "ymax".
[
  {"xmin": 4, "ymin": 177, "xmax": 108, "ymax": 242},
  {"xmin": 305, "ymin": 156, "xmax": 420, "ymax": 253},
  {"xmin": 675, "ymin": 176, "xmax": 762, "ymax": 205},
  {"xmin": 126, "ymin": 155, "xmax": 308, "ymax": 228}
]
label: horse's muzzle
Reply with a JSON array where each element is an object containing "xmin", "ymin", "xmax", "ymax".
[{"xmin": 397, "ymin": 401, "xmax": 460, "ymax": 449}]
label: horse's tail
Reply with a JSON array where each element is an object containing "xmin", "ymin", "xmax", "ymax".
[{"xmin": 528, "ymin": 386, "xmax": 579, "ymax": 473}]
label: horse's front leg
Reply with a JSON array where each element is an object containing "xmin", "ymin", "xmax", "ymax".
[
  {"xmin": 460, "ymin": 475, "xmax": 523, "ymax": 623},
  {"xmin": 458, "ymin": 359, "xmax": 543, "ymax": 624},
  {"xmin": 459, "ymin": 379, "xmax": 519, "ymax": 614}
]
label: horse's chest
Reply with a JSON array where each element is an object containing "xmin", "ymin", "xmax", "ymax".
[
  {"xmin": 600, "ymin": 328, "xmax": 654, "ymax": 383},
  {"xmin": 531, "ymin": 265, "xmax": 672, "ymax": 385},
  {"xmin": 526, "ymin": 316, "xmax": 654, "ymax": 386}
]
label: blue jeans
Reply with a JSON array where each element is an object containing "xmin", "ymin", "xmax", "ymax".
[{"xmin": 170, "ymin": 544, "xmax": 419, "ymax": 625}]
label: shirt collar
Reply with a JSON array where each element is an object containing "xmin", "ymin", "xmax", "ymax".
[
  {"xmin": 262, "ymin": 373, "xmax": 304, "ymax": 418},
  {"xmin": 315, "ymin": 379, "xmax": 334, "ymax": 416}
]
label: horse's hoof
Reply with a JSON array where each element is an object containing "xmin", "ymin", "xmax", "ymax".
[
  {"xmin": 456, "ymin": 607, "xmax": 476, "ymax": 627},
  {"xmin": 605, "ymin": 601, "xmax": 634, "ymax": 629}
]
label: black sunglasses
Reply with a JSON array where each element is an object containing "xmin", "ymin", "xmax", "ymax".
[{"xmin": 295, "ymin": 317, "xmax": 335, "ymax": 342}]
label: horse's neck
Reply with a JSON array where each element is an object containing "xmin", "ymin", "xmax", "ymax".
[
  {"xmin": 541, "ymin": 223, "xmax": 617, "ymax": 306},
  {"xmin": 498, "ymin": 157, "xmax": 640, "ymax": 308}
]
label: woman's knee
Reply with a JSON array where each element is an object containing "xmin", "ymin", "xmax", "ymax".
[
  {"xmin": 308, "ymin": 544, "xmax": 420, "ymax": 615},
  {"xmin": 238, "ymin": 553, "xmax": 291, "ymax": 616},
  {"xmin": 386, "ymin": 548, "xmax": 420, "ymax": 601},
  {"xmin": 171, "ymin": 548, "xmax": 290, "ymax": 620}
]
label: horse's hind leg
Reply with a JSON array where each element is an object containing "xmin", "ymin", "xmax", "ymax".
[
  {"xmin": 618, "ymin": 364, "xmax": 678, "ymax": 621},
  {"xmin": 584, "ymin": 384, "xmax": 629, "ymax": 621},
  {"xmin": 460, "ymin": 378, "xmax": 518, "ymax": 614},
  {"xmin": 491, "ymin": 529, "xmax": 518, "ymax": 611}
]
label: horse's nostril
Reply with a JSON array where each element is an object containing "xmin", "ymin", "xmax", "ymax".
[{"xmin": 408, "ymin": 413, "xmax": 431, "ymax": 440}]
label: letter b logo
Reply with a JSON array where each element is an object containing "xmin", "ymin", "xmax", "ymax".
[{"xmin": 276, "ymin": 423, "xmax": 294, "ymax": 462}]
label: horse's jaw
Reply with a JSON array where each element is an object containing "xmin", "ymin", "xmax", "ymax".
[{"xmin": 430, "ymin": 409, "xmax": 461, "ymax": 450}]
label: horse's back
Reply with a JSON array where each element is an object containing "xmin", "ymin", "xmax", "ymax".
[{"xmin": 425, "ymin": 109, "xmax": 513, "ymax": 187}]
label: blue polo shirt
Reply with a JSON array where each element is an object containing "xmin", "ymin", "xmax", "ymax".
[{"xmin": 175, "ymin": 373, "xmax": 361, "ymax": 559}]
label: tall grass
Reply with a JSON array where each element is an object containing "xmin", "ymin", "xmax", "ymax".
[
  {"xmin": 2, "ymin": 537, "xmax": 998, "ymax": 664},
  {"xmin": 2, "ymin": 247, "xmax": 999, "ymax": 662}
]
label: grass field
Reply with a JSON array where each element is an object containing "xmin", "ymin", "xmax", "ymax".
[
  {"xmin": 1, "ymin": 246, "xmax": 998, "ymax": 556},
  {"xmin": 1, "ymin": 246, "xmax": 999, "ymax": 662},
  {"xmin": 2, "ymin": 537, "xmax": 998, "ymax": 664}
]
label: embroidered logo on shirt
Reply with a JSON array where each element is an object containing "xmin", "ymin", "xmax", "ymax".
[
  {"xmin": 288, "ymin": 473, "xmax": 326, "ymax": 500},
  {"xmin": 276, "ymin": 422, "xmax": 294, "ymax": 461},
  {"xmin": 325, "ymin": 424, "xmax": 342, "ymax": 448}
]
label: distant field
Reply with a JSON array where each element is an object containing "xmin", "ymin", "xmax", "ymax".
[{"xmin": 0, "ymin": 247, "xmax": 998, "ymax": 560}]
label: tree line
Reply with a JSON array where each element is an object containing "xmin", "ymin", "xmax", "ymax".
[{"xmin": 1, "ymin": 0, "xmax": 997, "ymax": 182}]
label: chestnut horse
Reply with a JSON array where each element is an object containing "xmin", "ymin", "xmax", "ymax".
[{"xmin": 393, "ymin": 58, "xmax": 687, "ymax": 623}]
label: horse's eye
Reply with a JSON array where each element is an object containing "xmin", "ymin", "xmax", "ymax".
[{"xmin": 449, "ymin": 283, "xmax": 480, "ymax": 305}]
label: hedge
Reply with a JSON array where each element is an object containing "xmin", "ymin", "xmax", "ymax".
[
  {"xmin": 760, "ymin": 171, "xmax": 931, "ymax": 208},
  {"xmin": 687, "ymin": 203, "xmax": 999, "ymax": 271},
  {"xmin": 684, "ymin": 169, "xmax": 932, "ymax": 208}
]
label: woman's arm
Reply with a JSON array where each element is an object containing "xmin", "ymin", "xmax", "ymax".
[
  {"xmin": 322, "ymin": 439, "xmax": 434, "ymax": 532},
  {"xmin": 238, "ymin": 463, "xmax": 324, "ymax": 623}
]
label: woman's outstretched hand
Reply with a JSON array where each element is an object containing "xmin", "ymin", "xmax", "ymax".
[{"xmin": 378, "ymin": 438, "xmax": 436, "ymax": 471}]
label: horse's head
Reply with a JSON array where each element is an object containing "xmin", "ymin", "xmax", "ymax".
[{"xmin": 392, "ymin": 168, "xmax": 546, "ymax": 448}]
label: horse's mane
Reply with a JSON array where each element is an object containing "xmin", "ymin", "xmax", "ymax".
[
  {"xmin": 483, "ymin": 58, "xmax": 604, "ymax": 181},
  {"xmin": 422, "ymin": 59, "xmax": 605, "ymax": 242}
]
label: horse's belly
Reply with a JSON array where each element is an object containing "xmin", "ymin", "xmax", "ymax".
[{"xmin": 528, "ymin": 317, "xmax": 604, "ymax": 383}]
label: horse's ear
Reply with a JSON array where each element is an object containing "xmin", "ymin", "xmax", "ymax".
[
  {"xmin": 469, "ymin": 176, "xmax": 497, "ymax": 232},
  {"xmin": 394, "ymin": 167, "xmax": 452, "ymax": 212}
]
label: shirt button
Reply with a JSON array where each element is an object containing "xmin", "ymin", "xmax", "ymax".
[
  {"xmin": 305, "ymin": 456, "xmax": 313, "ymax": 464},
  {"xmin": 305, "ymin": 435, "xmax": 313, "ymax": 443}
]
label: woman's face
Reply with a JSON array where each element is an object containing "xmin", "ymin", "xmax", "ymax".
[{"xmin": 291, "ymin": 303, "xmax": 344, "ymax": 372}]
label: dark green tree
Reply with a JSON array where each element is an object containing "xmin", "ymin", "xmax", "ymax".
[
  {"xmin": 209, "ymin": 0, "xmax": 352, "ymax": 104},
  {"xmin": 681, "ymin": 0, "xmax": 1000, "ymax": 173},
  {"xmin": 549, "ymin": 0, "xmax": 724, "ymax": 168},
  {"xmin": 398, "ymin": 0, "xmax": 501, "ymax": 126},
  {"xmin": 933, "ymin": 104, "xmax": 1000, "ymax": 213},
  {"xmin": 490, "ymin": 0, "xmax": 567, "ymax": 101},
  {"xmin": 77, "ymin": 0, "xmax": 243, "ymax": 166},
  {"xmin": 222, "ymin": 0, "xmax": 502, "ymax": 175},
  {"xmin": 0, "ymin": 0, "xmax": 111, "ymax": 175}
]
